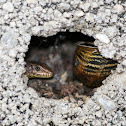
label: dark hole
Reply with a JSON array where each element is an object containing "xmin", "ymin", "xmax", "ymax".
[{"xmin": 25, "ymin": 31, "xmax": 110, "ymax": 100}]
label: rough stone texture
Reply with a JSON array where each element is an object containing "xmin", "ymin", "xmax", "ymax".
[{"xmin": 0, "ymin": 0, "xmax": 126, "ymax": 125}]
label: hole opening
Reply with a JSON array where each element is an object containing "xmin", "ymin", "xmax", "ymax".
[{"xmin": 25, "ymin": 31, "xmax": 117, "ymax": 100}]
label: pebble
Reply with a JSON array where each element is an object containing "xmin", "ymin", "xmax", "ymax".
[
  {"xmin": 105, "ymin": 9, "xmax": 111, "ymax": 16},
  {"xmin": 105, "ymin": 26, "xmax": 117, "ymax": 38},
  {"xmin": 91, "ymin": 2, "xmax": 98, "ymax": 8},
  {"xmin": 95, "ymin": 33, "xmax": 110, "ymax": 44},
  {"xmin": 122, "ymin": 60, "xmax": 126, "ymax": 66},
  {"xmin": 9, "ymin": 49, "xmax": 17, "ymax": 58},
  {"xmin": 34, "ymin": 6, "xmax": 42, "ymax": 12},
  {"xmin": 10, "ymin": 21, "xmax": 16, "ymax": 27},
  {"xmin": 22, "ymin": 33, "xmax": 31, "ymax": 43},
  {"xmin": 58, "ymin": 3, "xmax": 70, "ymax": 10},
  {"xmin": 113, "ymin": 4, "xmax": 124, "ymax": 13},
  {"xmin": 111, "ymin": 14, "xmax": 118, "ymax": 23},
  {"xmin": 97, "ymin": 97, "xmax": 116, "ymax": 111},
  {"xmin": 95, "ymin": 111, "xmax": 102, "ymax": 118},
  {"xmin": 52, "ymin": 0, "xmax": 60, "ymax": 3},
  {"xmin": 105, "ymin": 0, "xmax": 113, "ymax": 4},
  {"xmin": 0, "ymin": 0, "xmax": 6, "ymax": 3},
  {"xmin": 32, "ymin": 26, "xmax": 43, "ymax": 35},
  {"xmin": 4, "ymin": 14, "xmax": 9, "ymax": 20},
  {"xmin": 79, "ymin": 2, "xmax": 90, "ymax": 12},
  {"xmin": 2, "ymin": 103, "xmax": 7, "ymax": 111},
  {"xmin": 63, "ymin": 12, "xmax": 71, "ymax": 18},
  {"xmin": 16, "ymin": 46, "xmax": 28, "ymax": 53},
  {"xmin": 27, "ymin": 0, "xmax": 37, "ymax": 4},
  {"xmin": 3, "ymin": 2, "xmax": 14, "ymax": 12},
  {"xmin": 54, "ymin": 10, "xmax": 62, "ymax": 17},
  {"xmin": 74, "ymin": 10, "xmax": 84, "ymax": 17},
  {"xmin": 8, "ymin": 115, "xmax": 16, "ymax": 124},
  {"xmin": 1, "ymin": 32, "xmax": 13, "ymax": 43},
  {"xmin": 85, "ymin": 13, "xmax": 94, "ymax": 22},
  {"xmin": 43, "ymin": 21, "xmax": 61, "ymax": 33}
]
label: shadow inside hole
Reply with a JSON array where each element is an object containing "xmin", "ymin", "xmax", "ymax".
[{"xmin": 25, "ymin": 31, "xmax": 97, "ymax": 100}]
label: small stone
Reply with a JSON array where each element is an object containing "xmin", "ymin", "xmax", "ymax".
[
  {"xmin": 32, "ymin": 26, "xmax": 43, "ymax": 35},
  {"xmin": 1, "ymin": 31, "xmax": 19, "ymax": 48},
  {"xmin": 34, "ymin": 6, "xmax": 42, "ymax": 12},
  {"xmin": 3, "ymin": 2, "xmax": 14, "ymax": 12},
  {"xmin": 95, "ymin": 111, "xmax": 102, "ymax": 118},
  {"xmin": 97, "ymin": 97, "xmax": 116, "ymax": 110},
  {"xmin": 8, "ymin": 114, "xmax": 16, "ymax": 123},
  {"xmin": 106, "ymin": 26, "xmax": 117, "ymax": 37},
  {"xmin": 43, "ymin": 21, "xmax": 61, "ymax": 32},
  {"xmin": 9, "ymin": 49, "xmax": 17, "ymax": 58},
  {"xmin": 22, "ymin": 33, "xmax": 31, "ymax": 43},
  {"xmin": 1, "ymin": 32, "xmax": 12, "ymax": 43},
  {"xmin": 105, "ymin": 9, "xmax": 111, "ymax": 16},
  {"xmin": 91, "ymin": 2, "xmax": 98, "ymax": 8},
  {"xmin": 93, "ymin": 120, "xmax": 101, "ymax": 126},
  {"xmin": 52, "ymin": 0, "xmax": 60, "ymax": 3},
  {"xmin": 0, "ymin": 17, "xmax": 4, "ymax": 24},
  {"xmin": 111, "ymin": 14, "xmax": 118, "ymax": 23},
  {"xmin": 95, "ymin": 105, "xmax": 101, "ymax": 111},
  {"xmin": 16, "ymin": 46, "xmax": 28, "ymax": 53},
  {"xmin": 4, "ymin": 14, "xmax": 9, "ymax": 20},
  {"xmin": 23, "ymin": 94, "xmax": 31, "ymax": 103},
  {"xmin": 63, "ymin": 12, "xmax": 71, "ymax": 18},
  {"xmin": 105, "ymin": 0, "xmax": 113, "ymax": 4},
  {"xmin": 48, "ymin": 8, "xmax": 53, "ymax": 14},
  {"xmin": 54, "ymin": 10, "xmax": 62, "ymax": 17},
  {"xmin": 0, "ymin": 0, "xmax": 6, "ymax": 3},
  {"xmin": 2, "ymin": 103, "xmax": 7, "ymax": 111},
  {"xmin": 58, "ymin": 3, "xmax": 70, "ymax": 10},
  {"xmin": 75, "ymin": 10, "xmax": 84, "ymax": 17},
  {"xmin": 79, "ymin": 2, "xmax": 90, "ymax": 12},
  {"xmin": 27, "ymin": 0, "xmax": 37, "ymax": 4},
  {"xmin": 0, "ymin": 48, "xmax": 3, "ymax": 57},
  {"xmin": 122, "ymin": 60, "xmax": 126, "ymax": 66},
  {"xmin": 113, "ymin": 4, "xmax": 124, "ymax": 13},
  {"xmin": 95, "ymin": 33, "xmax": 110, "ymax": 44},
  {"xmin": 85, "ymin": 13, "xmax": 94, "ymax": 22},
  {"xmin": 10, "ymin": 21, "xmax": 16, "ymax": 27}
]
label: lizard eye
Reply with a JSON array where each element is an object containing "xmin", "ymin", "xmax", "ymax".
[{"xmin": 35, "ymin": 67, "xmax": 40, "ymax": 71}]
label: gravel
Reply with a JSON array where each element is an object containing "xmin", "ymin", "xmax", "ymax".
[{"xmin": 0, "ymin": 0, "xmax": 126, "ymax": 125}]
